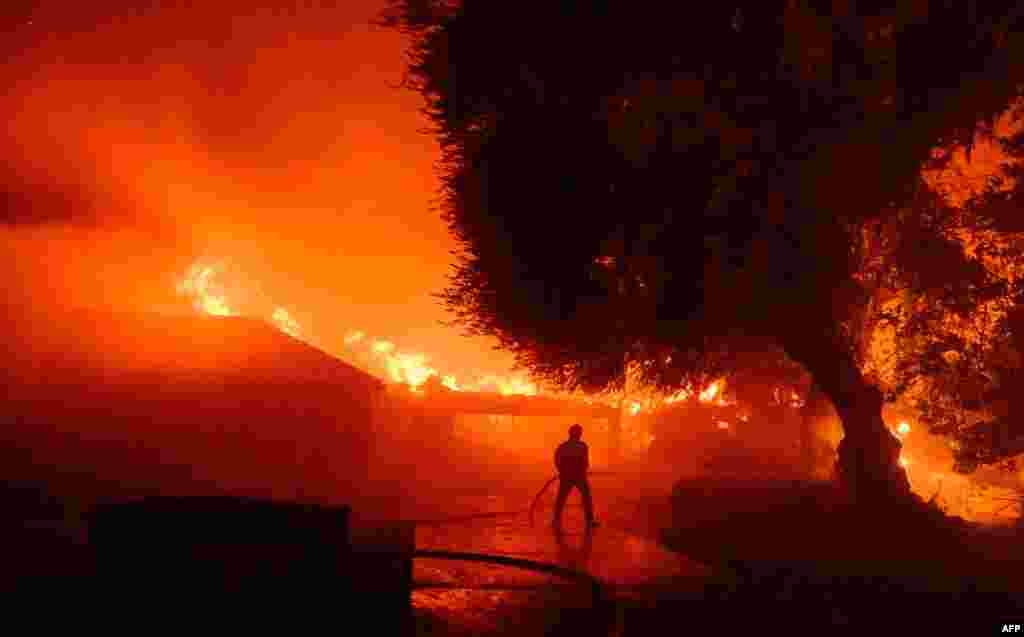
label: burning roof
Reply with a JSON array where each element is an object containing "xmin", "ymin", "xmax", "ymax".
[
  {"xmin": 175, "ymin": 257, "xmax": 541, "ymax": 396},
  {"xmin": 5, "ymin": 309, "xmax": 383, "ymax": 395}
]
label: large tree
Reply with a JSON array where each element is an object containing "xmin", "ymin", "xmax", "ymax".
[
  {"xmin": 383, "ymin": 1, "xmax": 1024, "ymax": 503},
  {"xmin": 861, "ymin": 111, "xmax": 1024, "ymax": 475}
]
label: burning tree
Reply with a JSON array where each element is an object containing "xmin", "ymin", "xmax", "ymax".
[
  {"xmin": 858, "ymin": 104, "xmax": 1024, "ymax": 476},
  {"xmin": 383, "ymin": 1, "xmax": 1024, "ymax": 504}
]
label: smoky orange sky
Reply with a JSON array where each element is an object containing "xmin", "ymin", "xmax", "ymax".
[{"xmin": 0, "ymin": 1, "xmax": 518, "ymax": 377}]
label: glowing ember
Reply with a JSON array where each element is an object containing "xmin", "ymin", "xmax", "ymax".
[
  {"xmin": 442, "ymin": 375, "xmax": 460, "ymax": 391},
  {"xmin": 629, "ymin": 401, "xmax": 641, "ymax": 416},
  {"xmin": 660, "ymin": 379, "xmax": 733, "ymax": 407},
  {"xmin": 272, "ymin": 308, "xmax": 302, "ymax": 339},
  {"xmin": 665, "ymin": 384, "xmax": 697, "ymax": 404},
  {"xmin": 900, "ymin": 457, "xmax": 910, "ymax": 468},
  {"xmin": 897, "ymin": 422, "xmax": 911, "ymax": 435},
  {"xmin": 501, "ymin": 380, "xmax": 537, "ymax": 396},
  {"xmin": 664, "ymin": 390, "xmax": 689, "ymax": 404},
  {"xmin": 385, "ymin": 352, "xmax": 438, "ymax": 388},
  {"xmin": 494, "ymin": 376, "xmax": 539, "ymax": 396},
  {"xmin": 716, "ymin": 421, "xmax": 730, "ymax": 430},
  {"xmin": 463, "ymin": 374, "xmax": 537, "ymax": 396},
  {"xmin": 699, "ymin": 381, "xmax": 720, "ymax": 402},
  {"xmin": 178, "ymin": 262, "xmax": 234, "ymax": 317},
  {"xmin": 789, "ymin": 390, "xmax": 805, "ymax": 408}
]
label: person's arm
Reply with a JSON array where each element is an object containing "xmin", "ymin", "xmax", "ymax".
[{"xmin": 583, "ymin": 443, "xmax": 590, "ymax": 474}]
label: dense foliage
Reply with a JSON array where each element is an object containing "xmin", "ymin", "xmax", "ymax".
[{"xmin": 384, "ymin": 0, "xmax": 1024, "ymax": 497}]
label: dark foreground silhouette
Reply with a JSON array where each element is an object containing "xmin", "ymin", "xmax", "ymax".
[
  {"xmin": 5, "ymin": 469, "xmax": 1024, "ymax": 635},
  {"xmin": 4, "ymin": 490, "xmax": 413, "ymax": 628}
]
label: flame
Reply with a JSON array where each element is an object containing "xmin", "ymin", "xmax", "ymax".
[
  {"xmin": 497, "ymin": 376, "xmax": 538, "ymax": 396},
  {"xmin": 178, "ymin": 260, "xmax": 307, "ymax": 344},
  {"xmin": 665, "ymin": 388, "xmax": 692, "ymax": 404},
  {"xmin": 385, "ymin": 352, "xmax": 438, "ymax": 388},
  {"xmin": 272, "ymin": 308, "xmax": 302, "ymax": 339},
  {"xmin": 344, "ymin": 332, "xmax": 541, "ymax": 395},
  {"xmin": 176, "ymin": 260, "xmax": 550, "ymax": 396},
  {"xmin": 629, "ymin": 401, "xmax": 641, "ymax": 416},
  {"xmin": 895, "ymin": 422, "xmax": 911, "ymax": 470},
  {"xmin": 461, "ymin": 374, "xmax": 539, "ymax": 396},
  {"xmin": 661, "ymin": 378, "xmax": 731, "ymax": 407},
  {"xmin": 178, "ymin": 262, "xmax": 234, "ymax": 316},
  {"xmin": 716, "ymin": 421, "xmax": 730, "ymax": 430},
  {"xmin": 789, "ymin": 390, "xmax": 805, "ymax": 408},
  {"xmin": 699, "ymin": 381, "xmax": 720, "ymax": 402}
]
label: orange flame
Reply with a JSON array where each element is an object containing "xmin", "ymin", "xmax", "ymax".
[
  {"xmin": 665, "ymin": 388, "xmax": 693, "ymax": 404},
  {"xmin": 177, "ymin": 260, "xmax": 550, "ymax": 397},
  {"xmin": 179, "ymin": 260, "xmax": 306, "ymax": 344},
  {"xmin": 699, "ymin": 381, "xmax": 720, "ymax": 402},
  {"xmin": 341, "ymin": 331, "xmax": 540, "ymax": 395},
  {"xmin": 178, "ymin": 262, "xmax": 234, "ymax": 316},
  {"xmin": 386, "ymin": 352, "xmax": 437, "ymax": 388},
  {"xmin": 465, "ymin": 374, "xmax": 539, "ymax": 396},
  {"xmin": 661, "ymin": 379, "xmax": 731, "ymax": 407},
  {"xmin": 272, "ymin": 307, "xmax": 302, "ymax": 340}
]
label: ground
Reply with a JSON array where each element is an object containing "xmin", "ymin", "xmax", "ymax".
[
  {"xmin": 365, "ymin": 462, "xmax": 1024, "ymax": 636},
  {"xmin": 5, "ymin": 454, "xmax": 1024, "ymax": 634}
]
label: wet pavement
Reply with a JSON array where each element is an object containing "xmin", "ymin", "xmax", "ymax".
[
  {"xmin": 401, "ymin": 483, "xmax": 710, "ymax": 636},
  {"xmin": 415, "ymin": 510, "xmax": 709, "ymax": 596},
  {"xmin": 345, "ymin": 467, "xmax": 715, "ymax": 635}
]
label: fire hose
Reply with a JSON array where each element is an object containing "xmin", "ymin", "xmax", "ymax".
[
  {"xmin": 412, "ymin": 549, "xmax": 622, "ymax": 636},
  {"xmin": 405, "ymin": 471, "xmax": 622, "ymax": 528},
  {"xmin": 528, "ymin": 471, "xmax": 618, "ymax": 527}
]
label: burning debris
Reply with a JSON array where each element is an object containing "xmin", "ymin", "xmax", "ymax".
[
  {"xmin": 271, "ymin": 308, "xmax": 302, "ymax": 340},
  {"xmin": 177, "ymin": 258, "xmax": 541, "ymax": 397},
  {"xmin": 177, "ymin": 262, "xmax": 234, "ymax": 317}
]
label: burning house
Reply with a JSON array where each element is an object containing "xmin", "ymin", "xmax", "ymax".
[
  {"xmin": 1, "ymin": 309, "xmax": 384, "ymax": 507},
  {"xmin": 371, "ymin": 379, "xmax": 621, "ymax": 479}
]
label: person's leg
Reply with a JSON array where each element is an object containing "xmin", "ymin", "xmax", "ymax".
[
  {"xmin": 578, "ymin": 479, "xmax": 596, "ymax": 524},
  {"xmin": 552, "ymin": 479, "xmax": 571, "ymax": 526}
]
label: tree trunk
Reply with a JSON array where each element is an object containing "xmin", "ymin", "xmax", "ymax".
[{"xmin": 780, "ymin": 328, "xmax": 911, "ymax": 505}]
